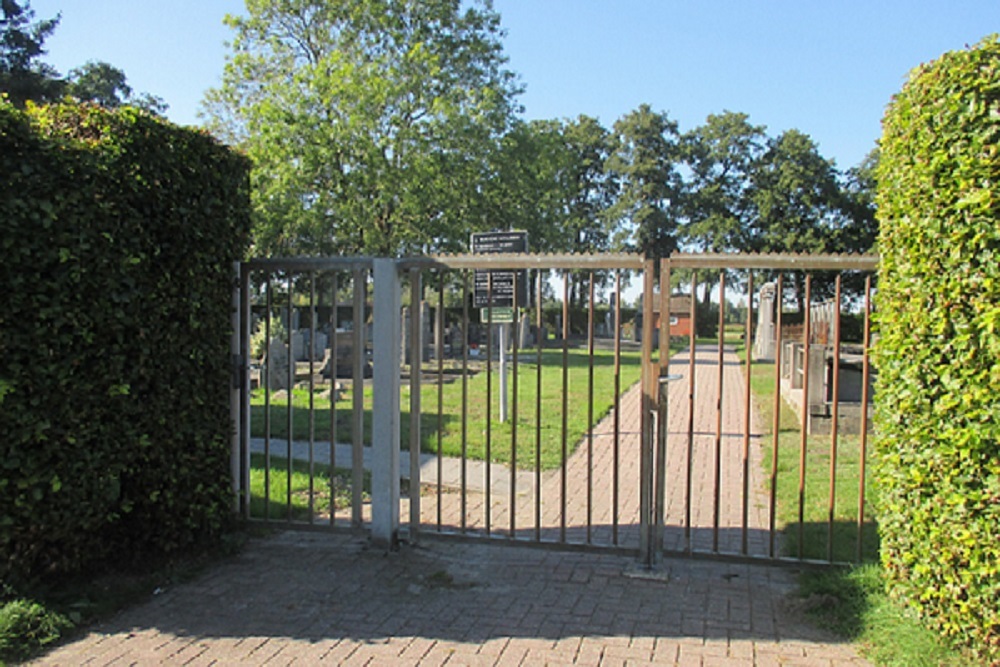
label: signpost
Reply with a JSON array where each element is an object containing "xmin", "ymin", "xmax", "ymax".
[{"xmin": 471, "ymin": 231, "xmax": 528, "ymax": 423}]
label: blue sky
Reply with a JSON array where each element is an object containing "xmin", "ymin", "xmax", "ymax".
[{"xmin": 28, "ymin": 1, "xmax": 1000, "ymax": 171}]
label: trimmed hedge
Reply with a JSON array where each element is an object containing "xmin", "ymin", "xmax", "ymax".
[
  {"xmin": 0, "ymin": 102, "xmax": 251, "ymax": 582},
  {"xmin": 873, "ymin": 36, "xmax": 1000, "ymax": 660}
]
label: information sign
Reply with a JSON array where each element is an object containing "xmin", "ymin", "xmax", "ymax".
[{"xmin": 471, "ymin": 231, "xmax": 529, "ymax": 308}]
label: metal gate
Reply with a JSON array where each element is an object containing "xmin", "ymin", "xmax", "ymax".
[{"xmin": 232, "ymin": 252, "xmax": 877, "ymax": 566}]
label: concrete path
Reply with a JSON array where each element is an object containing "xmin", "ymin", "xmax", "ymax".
[{"xmin": 33, "ymin": 531, "xmax": 871, "ymax": 666}]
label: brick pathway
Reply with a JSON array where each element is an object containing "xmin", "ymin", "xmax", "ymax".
[{"xmin": 33, "ymin": 531, "xmax": 871, "ymax": 666}]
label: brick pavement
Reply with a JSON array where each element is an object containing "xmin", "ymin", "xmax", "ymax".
[{"xmin": 32, "ymin": 530, "xmax": 871, "ymax": 666}]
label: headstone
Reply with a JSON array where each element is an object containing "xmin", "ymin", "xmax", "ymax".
[
  {"xmin": 420, "ymin": 301, "xmax": 432, "ymax": 362},
  {"xmin": 754, "ymin": 282, "xmax": 776, "ymax": 361},
  {"xmin": 265, "ymin": 338, "xmax": 291, "ymax": 391}
]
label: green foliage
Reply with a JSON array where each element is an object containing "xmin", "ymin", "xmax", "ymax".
[
  {"xmin": 0, "ymin": 599, "xmax": 72, "ymax": 662},
  {"xmin": 873, "ymin": 35, "xmax": 1000, "ymax": 662},
  {"xmin": 0, "ymin": 101, "xmax": 251, "ymax": 583},
  {"xmin": 204, "ymin": 0, "xmax": 520, "ymax": 257}
]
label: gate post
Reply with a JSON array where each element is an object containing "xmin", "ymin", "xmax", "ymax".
[
  {"xmin": 639, "ymin": 259, "xmax": 657, "ymax": 566},
  {"xmin": 372, "ymin": 259, "xmax": 402, "ymax": 548}
]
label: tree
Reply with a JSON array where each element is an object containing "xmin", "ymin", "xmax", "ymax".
[
  {"xmin": 0, "ymin": 0, "xmax": 62, "ymax": 106},
  {"xmin": 749, "ymin": 129, "xmax": 845, "ymax": 309},
  {"xmin": 680, "ymin": 111, "xmax": 767, "ymax": 253},
  {"xmin": 203, "ymin": 0, "xmax": 521, "ymax": 257},
  {"xmin": 66, "ymin": 61, "xmax": 168, "ymax": 115},
  {"xmin": 605, "ymin": 104, "xmax": 682, "ymax": 258}
]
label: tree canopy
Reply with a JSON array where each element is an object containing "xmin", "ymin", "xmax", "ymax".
[{"xmin": 204, "ymin": 0, "xmax": 522, "ymax": 257}]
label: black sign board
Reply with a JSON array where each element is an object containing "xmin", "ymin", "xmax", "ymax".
[{"xmin": 471, "ymin": 231, "xmax": 529, "ymax": 309}]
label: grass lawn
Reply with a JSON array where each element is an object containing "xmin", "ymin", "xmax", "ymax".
[
  {"xmin": 247, "ymin": 453, "xmax": 369, "ymax": 522},
  {"xmin": 250, "ymin": 346, "xmax": 645, "ymax": 470}
]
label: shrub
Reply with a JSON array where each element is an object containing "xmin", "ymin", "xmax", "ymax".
[
  {"xmin": 873, "ymin": 35, "xmax": 1000, "ymax": 661},
  {"xmin": 0, "ymin": 102, "xmax": 251, "ymax": 583},
  {"xmin": 0, "ymin": 599, "xmax": 72, "ymax": 662}
]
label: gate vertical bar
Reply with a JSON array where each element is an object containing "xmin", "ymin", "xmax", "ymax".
[
  {"xmin": 741, "ymin": 272, "xmax": 754, "ymax": 554},
  {"xmin": 685, "ymin": 271, "xmax": 698, "ymax": 552},
  {"xmin": 655, "ymin": 258, "xmax": 673, "ymax": 558},
  {"xmin": 372, "ymin": 258, "xmax": 401, "ymax": 547},
  {"xmin": 639, "ymin": 259, "xmax": 656, "ymax": 565},
  {"xmin": 560, "ymin": 272, "xmax": 570, "ymax": 542},
  {"xmin": 510, "ymin": 273, "xmax": 520, "ymax": 538},
  {"xmin": 308, "ymin": 272, "xmax": 316, "ymax": 523},
  {"xmin": 286, "ymin": 274, "xmax": 294, "ymax": 520},
  {"xmin": 769, "ymin": 275, "xmax": 784, "ymax": 558},
  {"xmin": 485, "ymin": 273, "xmax": 494, "ymax": 536},
  {"xmin": 264, "ymin": 277, "xmax": 272, "ymax": 521},
  {"xmin": 535, "ymin": 270, "xmax": 543, "ymax": 541},
  {"xmin": 409, "ymin": 268, "xmax": 422, "ymax": 543},
  {"xmin": 856, "ymin": 275, "xmax": 873, "ymax": 563},
  {"xmin": 351, "ymin": 269, "xmax": 365, "ymax": 529},
  {"xmin": 461, "ymin": 271, "xmax": 469, "ymax": 533},
  {"xmin": 713, "ymin": 271, "xmax": 726, "ymax": 552},
  {"xmin": 436, "ymin": 276, "xmax": 445, "ymax": 531},
  {"xmin": 798, "ymin": 274, "xmax": 813, "ymax": 560},
  {"xmin": 612, "ymin": 270, "xmax": 622, "ymax": 546},
  {"xmin": 827, "ymin": 275, "xmax": 842, "ymax": 561},
  {"xmin": 329, "ymin": 273, "xmax": 338, "ymax": 527},
  {"xmin": 586, "ymin": 272, "xmax": 596, "ymax": 543}
]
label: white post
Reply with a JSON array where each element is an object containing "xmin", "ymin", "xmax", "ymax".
[
  {"xmin": 372, "ymin": 259, "xmax": 401, "ymax": 547},
  {"xmin": 498, "ymin": 324, "xmax": 509, "ymax": 423}
]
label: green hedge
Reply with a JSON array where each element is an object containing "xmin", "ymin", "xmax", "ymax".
[
  {"xmin": 0, "ymin": 102, "xmax": 251, "ymax": 582},
  {"xmin": 873, "ymin": 35, "xmax": 1000, "ymax": 661}
]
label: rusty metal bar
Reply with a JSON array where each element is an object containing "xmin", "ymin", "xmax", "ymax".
[
  {"xmin": 329, "ymin": 272, "xmax": 338, "ymax": 527},
  {"xmin": 656, "ymin": 259, "xmax": 673, "ymax": 555},
  {"xmin": 286, "ymin": 274, "xmax": 294, "ymax": 521},
  {"xmin": 510, "ymin": 273, "xmax": 520, "ymax": 539},
  {"xmin": 560, "ymin": 272, "xmax": 570, "ymax": 543},
  {"xmin": 485, "ymin": 273, "xmax": 494, "ymax": 536},
  {"xmin": 769, "ymin": 275, "xmax": 784, "ymax": 558},
  {"xmin": 351, "ymin": 269, "xmax": 365, "ymax": 529},
  {"xmin": 857, "ymin": 275, "xmax": 873, "ymax": 563},
  {"xmin": 639, "ymin": 259, "xmax": 656, "ymax": 565},
  {"xmin": 404, "ymin": 253, "xmax": 645, "ymax": 271},
  {"xmin": 402, "ymin": 252, "xmax": 878, "ymax": 272},
  {"xmin": 658, "ymin": 253, "xmax": 878, "ymax": 272},
  {"xmin": 742, "ymin": 271, "xmax": 754, "ymax": 555},
  {"xmin": 264, "ymin": 276, "xmax": 272, "ymax": 521},
  {"xmin": 461, "ymin": 271, "xmax": 469, "ymax": 533},
  {"xmin": 409, "ymin": 268, "xmax": 422, "ymax": 543},
  {"xmin": 308, "ymin": 272, "xmax": 316, "ymax": 524},
  {"xmin": 827, "ymin": 275, "xmax": 842, "ymax": 562},
  {"xmin": 685, "ymin": 271, "xmax": 698, "ymax": 552},
  {"xmin": 436, "ymin": 276, "xmax": 445, "ymax": 531},
  {"xmin": 586, "ymin": 272, "xmax": 596, "ymax": 543},
  {"xmin": 713, "ymin": 272, "xmax": 726, "ymax": 552},
  {"xmin": 798, "ymin": 274, "xmax": 813, "ymax": 560},
  {"xmin": 612, "ymin": 270, "xmax": 622, "ymax": 546},
  {"xmin": 535, "ymin": 270, "xmax": 544, "ymax": 541}
]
